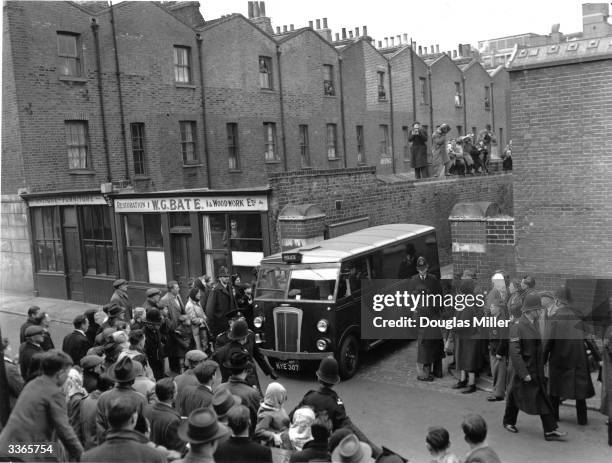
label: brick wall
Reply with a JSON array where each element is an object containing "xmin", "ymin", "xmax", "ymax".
[
  {"xmin": 268, "ymin": 168, "xmax": 513, "ymax": 264},
  {"xmin": 511, "ymin": 59, "xmax": 612, "ymax": 280},
  {"xmin": 430, "ymin": 55, "xmax": 465, "ymax": 137},
  {"xmin": 0, "ymin": 195, "xmax": 33, "ymax": 293}
]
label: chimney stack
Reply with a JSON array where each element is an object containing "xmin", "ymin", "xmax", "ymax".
[
  {"xmin": 363, "ymin": 25, "xmax": 368, "ymax": 37},
  {"xmin": 342, "ymin": 28, "xmax": 347, "ymax": 39},
  {"xmin": 335, "ymin": 32, "xmax": 340, "ymax": 41},
  {"xmin": 315, "ymin": 19, "xmax": 320, "ymax": 29},
  {"xmin": 355, "ymin": 27, "xmax": 360, "ymax": 37},
  {"xmin": 403, "ymin": 33, "xmax": 408, "ymax": 43},
  {"xmin": 397, "ymin": 35, "xmax": 401, "ymax": 44},
  {"xmin": 283, "ymin": 25, "xmax": 287, "ymax": 32},
  {"xmin": 453, "ymin": 50, "xmax": 457, "ymax": 58},
  {"xmin": 349, "ymin": 31, "xmax": 353, "ymax": 38},
  {"xmin": 465, "ymin": 44, "xmax": 471, "ymax": 55},
  {"xmin": 253, "ymin": 1, "xmax": 260, "ymax": 17},
  {"xmin": 248, "ymin": 1, "xmax": 254, "ymax": 19},
  {"xmin": 418, "ymin": 45, "xmax": 422, "ymax": 55},
  {"xmin": 291, "ymin": 24, "xmax": 295, "ymax": 31},
  {"xmin": 436, "ymin": 44, "xmax": 440, "ymax": 53},
  {"xmin": 259, "ymin": 1, "xmax": 266, "ymax": 16},
  {"xmin": 276, "ymin": 26, "xmax": 280, "ymax": 34},
  {"xmin": 458, "ymin": 44, "xmax": 463, "ymax": 56},
  {"xmin": 378, "ymin": 40, "xmax": 383, "ymax": 48},
  {"xmin": 390, "ymin": 37, "xmax": 394, "ymax": 46},
  {"xmin": 323, "ymin": 18, "xmax": 328, "ymax": 28},
  {"xmin": 384, "ymin": 37, "xmax": 389, "ymax": 47},
  {"xmin": 309, "ymin": 20, "xmax": 313, "ymax": 28}
]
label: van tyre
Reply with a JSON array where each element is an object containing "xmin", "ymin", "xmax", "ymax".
[{"xmin": 338, "ymin": 335, "xmax": 359, "ymax": 379}]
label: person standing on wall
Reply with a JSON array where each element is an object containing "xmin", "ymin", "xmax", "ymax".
[{"xmin": 409, "ymin": 122, "xmax": 429, "ymax": 179}]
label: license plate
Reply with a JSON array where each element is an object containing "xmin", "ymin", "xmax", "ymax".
[{"xmin": 274, "ymin": 360, "xmax": 300, "ymax": 372}]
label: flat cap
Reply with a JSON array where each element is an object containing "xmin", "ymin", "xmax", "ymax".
[
  {"xmin": 146, "ymin": 288, "xmax": 162, "ymax": 297},
  {"xmin": 185, "ymin": 350, "xmax": 208, "ymax": 363},
  {"xmin": 24, "ymin": 325, "xmax": 45, "ymax": 337},
  {"xmin": 113, "ymin": 278, "xmax": 128, "ymax": 289},
  {"xmin": 80, "ymin": 355, "xmax": 104, "ymax": 370}
]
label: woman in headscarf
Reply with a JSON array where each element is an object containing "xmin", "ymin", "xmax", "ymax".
[
  {"xmin": 280, "ymin": 406, "xmax": 315, "ymax": 451},
  {"xmin": 255, "ymin": 382, "xmax": 290, "ymax": 446},
  {"xmin": 63, "ymin": 367, "xmax": 87, "ymax": 442}
]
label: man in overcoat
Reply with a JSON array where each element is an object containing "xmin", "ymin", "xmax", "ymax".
[
  {"xmin": 206, "ymin": 267, "xmax": 235, "ymax": 337},
  {"xmin": 543, "ymin": 285, "xmax": 596, "ymax": 425},
  {"xmin": 503, "ymin": 293, "xmax": 567, "ymax": 441},
  {"xmin": 110, "ymin": 279, "xmax": 133, "ymax": 321},
  {"xmin": 408, "ymin": 122, "xmax": 429, "ymax": 178}
]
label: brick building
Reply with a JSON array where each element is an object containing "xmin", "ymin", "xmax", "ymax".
[{"xmin": 2, "ymin": 0, "xmax": 511, "ymax": 303}]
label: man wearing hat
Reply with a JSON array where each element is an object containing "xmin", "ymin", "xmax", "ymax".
[
  {"xmin": 503, "ymin": 293, "xmax": 567, "ymax": 441},
  {"xmin": 110, "ymin": 278, "xmax": 133, "ymax": 321},
  {"xmin": 19, "ymin": 305, "xmax": 41, "ymax": 343},
  {"xmin": 143, "ymin": 287, "xmax": 164, "ymax": 313},
  {"xmin": 83, "ymin": 395, "xmax": 164, "ymax": 463},
  {"xmin": 206, "ymin": 266, "xmax": 236, "ymax": 338},
  {"xmin": 81, "ymin": 354, "xmax": 105, "ymax": 393},
  {"xmin": 216, "ymin": 350, "xmax": 262, "ymax": 435},
  {"xmin": 213, "ymin": 317, "xmax": 277, "ymax": 393},
  {"xmin": 212, "ymin": 389, "xmax": 242, "ymax": 424},
  {"xmin": 331, "ymin": 433, "xmax": 374, "ymax": 463},
  {"xmin": 175, "ymin": 350, "xmax": 208, "ymax": 403},
  {"xmin": 432, "ymin": 123, "xmax": 452, "ymax": 177},
  {"xmin": 175, "ymin": 408, "xmax": 230, "ymax": 463},
  {"xmin": 95, "ymin": 356, "xmax": 148, "ymax": 443},
  {"xmin": 177, "ymin": 360, "xmax": 219, "ymax": 416},
  {"xmin": 410, "ymin": 257, "xmax": 444, "ymax": 381},
  {"xmin": 19, "ymin": 325, "xmax": 45, "ymax": 382},
  {"xmin": 62, "ymin": 314, "xmax": 92, "ymax": 366},
  {"xmin": 143, "ymin": 308, "xmax": 171, "ymax": 380}
]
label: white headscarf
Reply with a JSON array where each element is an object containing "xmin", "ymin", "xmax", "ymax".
[{"xmin": 288, "ymin": 407, "xmax": 315, "ymax": 451}]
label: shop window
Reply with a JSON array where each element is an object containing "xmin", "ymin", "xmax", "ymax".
[
  {"xmin": 32, "ymin": 207, "xmax": 64, "ymax": 272},
  {"xmin": 82, "ymin": 206, "xmax": 115, "ymax": 276},
  {"xmin": 57, "ymin": 32, "xmax": 81, "ymax": 77},
  {"xmin": 174, "ymin": 46, "xmax": 191, "ymax": 83},
  {"xmin": 124, "ymin": 214, "xmax": 166, "ymax": 284}
]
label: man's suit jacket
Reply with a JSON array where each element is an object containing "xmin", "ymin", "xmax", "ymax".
[
  {"xmin": 62, "ymin": 330, "xmax": 92, "ymax": 366},
  {"xmin": 144, "ymin": 402, "xmax": 185, "ymax": 452}
]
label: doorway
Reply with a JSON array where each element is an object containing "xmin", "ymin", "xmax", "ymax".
[{"xmin": 63, "ymin": 207, "xmax": 83, "ymax": 301}]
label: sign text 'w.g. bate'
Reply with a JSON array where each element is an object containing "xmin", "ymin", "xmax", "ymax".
[{"xmin": 114, "ymin": 195, "xmax": 268, "ymax": 213}]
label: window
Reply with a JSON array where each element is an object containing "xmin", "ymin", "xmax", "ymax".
[
  {"xmin": 456, "ymin": 125, "xmax": 463, "ymax": 137},
  {"xmin": 57, "ymin": 32, "xmax": 81, "ymax": 77},
  {"xmin": 454, "ymin": 82, "xmax": 463, "ymax": 107},
  {"xmin": 484, "ymin": 86, "xmax": 491, "ymax": 110},
  {"xmin": 338, "ymin": 257, "xmax": 371, "ymax": 298},
  {"xmin": 174, "ymin": 46, "xmax": 191, "ymax": 83},
  {"xmin": 180, "ymin": 121, "xmax": 198, "ymax": 164},
  {"xmin": 379, "ymin": 124, "xmax": 389, "ymax": 156},
  {"xmin": 299, "ymin": 125, "xmax": 310, "ymax": 166},
  {"xmin": 377, "ymin": 71, "xmax": 387, "ymax": 100},
  {"xmin": 326, "ymin": 124, "xmax": 338, "ymax": 159},
  {"xmin": 124, "ymin": 214, "xmax": 165, "ymax": 283},
  {"xmin": 263, "ymin": 122, "xmax": 278, "ymax": 161},
  {"xmin": 82, "ymin": 206, "xmax": 115, "ymax": 276},
  {"xmin": 227, "ymin": 123, "xmax": 240, "ymax": 170},
  {"xmin": 356, "ymin": 125, "xmax": 365, "ymax": 164},
  {"xmin": 402, "ymin": 126, "xmax": 409, "ymax": 160},
  {"xmin": 202, "ymin": 214, "xmax": 263, "ymax": 279},
  {"xmin": 259, "ymin": 56, "xmax": 273, "ymax": 89},
  {"xmin": 65, "ymin": 121, "xmax": 89, "ymax": 169},
  {"xmin": 130, "ymin": 123, "xmax": 146, "ymax": 176},
  {"xmin": 32, "ymin": 207, "xmax": 64, "ymax": 272},
  {"xmin": 419, "ymin": 77, "xmax": 428, "ymax": 105},
  {"xmin": 323, "ymin": 65, "xmax": 335, "ymax": 96}
]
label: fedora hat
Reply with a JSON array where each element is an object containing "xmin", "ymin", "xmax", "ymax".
[
  {"xmin": 227, "ymin": 319, "xmax": 249, "ymax": 341},
  {"xmin": 107, "ymin": 356, "xmax": 137, "ymax": 383},
  {"xmin": 218, "ymin": 266, "xmax": 230, "ymax": 278},
  {"xmin": 212, "ymin": 389, "xmax": 242, "ymax": 418},
  {"xmin": 177, "ymin": 408, "xmax": 229, "ymax": 445},
  {"xmin": 522, "ymin": 293, "xmax": 542, "ymax": 313},
  {"xmin": 316, "ymin": 356, "xmax": 340, "ymax": 385},
  {"xmin": 331, "ymin": 434, "xmax": 374, "ymax": 463},
  {"xmin": 222, "ymin": 349, "xmax": 250, "ymax": 370}
]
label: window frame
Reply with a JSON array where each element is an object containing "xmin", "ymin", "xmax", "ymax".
[
  {"xmin": 419, "ymin": 77, "xmax": 428, "ymax": 105},
  {"xmin": 227, "ymin": 122, "xmax": 240, "ymax": 170},
  {"xmin": 123, "ymin": 213, "xmax": 164, "ymax": 283},
  {"xmin": 65, "ymin": 120, "xmax": 90, "ymax": 170},
  {"xmin": 323, "ymin": 64, "xmax": 335, "ymax": 96},
  {"xmin": 484, "ymin": 85, "xmax": 491, "ymax": 111},
  {"xmin": 174, "ymin": 46, "xmax": 192, "ymax": 84},
  {"xmin": 81, "ymin": 205, "xmax": 116, "ymax": 276},
  {"xmin": 32, "ymin": 207, "xmax": 64, "ymax": 273},
  {"xmin": 259, "ymin": 56, "xmax": 273, "ymax": 90},
  {"xmin": 356, "ymin": 125, "xmax": 365, "ymax": 164},
  {"xmin": 57, "ymin": 32, "xmax": 81, "ymax": 77},
  {"xmin": 263, "ymin": 122, "xmax": 278, "ymax": 162},
  {"xmin": 299, "ymin": 124, "xmax": 310, "ymax": 167},
  {"xmin": 179, "ymin": 121, "xmax": 199, "ymax": 165},
  {"xmin": 454, "ymin": 82, "xmax": 463, "ymax": 108},
  {"xmin": 377, "ymin": 71, "xmax": 387, "ymax": 101},
  {"xmin": 379, "ymin": 124, "xmax": 389, "ymax": 157},
  {"xmin": 130, "ymin": 123, "xmax": 147, "ymax": 176},
  {"xmin": 326, "ymin": 123, "xmax": 338, "ymax": 160}
]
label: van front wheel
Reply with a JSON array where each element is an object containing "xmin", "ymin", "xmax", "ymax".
[{"xmin": 338, "ymin": 335, "xmax": 359, "ymax": 379}]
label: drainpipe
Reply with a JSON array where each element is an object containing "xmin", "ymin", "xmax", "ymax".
[
  {"xmin": 339, "ymin": 56, "xmax": 347, "ymax": 168},
  {"xmin": 428, "ymin": 68, "xmax": 434, "ymax": 143},
  {"xmin": 490, "ymin": 81, "xmax": 495, "ymax": 131},
  {"xmin": 91, "ymin": 19, "xmax": 112, "ymax": 183},
  {"xmin": 196, "ymin": 34, "xmax": 212, "ymax": 187},
  {"xmin": 410, "ymin": 45, "xmax": 417, "ymax": 124},
  {"xmin": 276, "ymin": 45, "xmax": 288, "ymax": 171},
  {"xmin": 387, "ymin": 60, "xmax": 396, "ymax": 174},
  {"xmin": 110, "ymin": 2, "xmax": 130, "ymax": 182},
  {"xmin": 462, "ymin": 75, "xmax": 468, "ymax": 134}
]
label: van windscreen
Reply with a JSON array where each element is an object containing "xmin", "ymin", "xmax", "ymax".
[{"xmin": 288, "ymin": 268, "xmax": 338, "ymax": 301}]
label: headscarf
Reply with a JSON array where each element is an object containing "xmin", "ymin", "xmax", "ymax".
[
  {"xmin": 263, "ymin": 382, "xmax": 287, "ymax": 410},
  {"xmin": 63, "ymin": 367, "xmax": 86, "ymax": 400},
  {"xmin": 288, "ymin": 407, "xmax": 315, "ymax": 451}
]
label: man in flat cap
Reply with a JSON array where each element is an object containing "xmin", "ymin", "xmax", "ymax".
[
  {"xmin": 19, "ymin": 325, "xmax": 45, "ymax": 382},
  {"xmin": 19, "ymin": 305, "xmax": 41, "ymax": 344},
  {"xmin": 143, "ymin": 287, "xmax": 164, "ymax": 313},
  {"xmin": 110, "ymin": 279, "xmax": 133, "ymax": 321}
]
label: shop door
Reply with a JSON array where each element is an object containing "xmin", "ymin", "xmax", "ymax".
[
  {"xmin": 63, "ymin": 210, "xmax": 84, "ymax": 301},
  {"xmin": 171, "ymin": 234, "xmax": 191, "ymax": 298}
]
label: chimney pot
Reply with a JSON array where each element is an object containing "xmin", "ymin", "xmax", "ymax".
[
  {"xmin": 309, "ymin": 20, "xmax": 313, "ymax": 28},
  {"xmin": 362, "ymin": 25, "xmax": 368, "ymax": 36},
  {"xmin": 397, "ymin": 35, "xmax": 401, "ymax": 44},
  {"xmin": 436, "ymin": 44, "xmax": 440, "ymax": 53},
  {"xmin": 349, "ymin": 31, "xmax": 353, "ymax": 38},
  {"xmin": 458, "ymin": 44, "xmax": 463, "ymax": 56},
  {"xmin": 355, "ymin": 27, "xmax": 360, "ymax": 37},
  {"xmin": 418, "ymin": 45, "xmax": 423, "ymax": 55},
  {"xmin": 378, "ymin": 40, "xmax": 383, "ymax": 48},
  {"xmin": 453, "ymin": 49, "xmax": 457, "ymax": 58},
  {"xmin": 248, "ymin": 1, "xmax": 254, "ymax": 19},
  {"xmin": 283, "ymin": 25, "xmax": 287, "ymax": 32},
  {"xmin": 290, "ymin": 24, "xmax": 294, "ymax": 31},
  {"xmin": 335, "ymin": 32, "xmax": 340, "ymax": 41},
  {"xmin": 390, "ymin": 37, "xmax": 394, "ymax": 46},
  {"xmin": 384, "ymin": 37, "xmax": 389, "ymax": 47},
  {"xmin": 323, "ymin": 18, "xmax": 328, "ymax": 28},
  {"xmin": 431, "ymin": 45, "xmax": 435, "ymax": 54},
  {"xmin": 253, "ymin": 1, "xmax": 260, "ymax": 17},
  {"xmin": 316, "ymin": 19, "xmax": 321, "ymax": 29},
  {"xmin": 403, "ymin": 33, "xmax": 408, "ymax": 42},
  {"xmin": 259, "ymin": 1, "xmax": 266, "ymax": 16},
  {"xmin": 342, "ymin": 28, "xmax": 347, "ymax": 39},
  {"xmin": 276, "ymin": 26, "xmax": 281, "ymax": 34}
]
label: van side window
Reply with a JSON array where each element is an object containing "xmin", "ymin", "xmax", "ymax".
[{"xmin": 338, "ymin": 257, "xmax": 370, "ymax": 298}]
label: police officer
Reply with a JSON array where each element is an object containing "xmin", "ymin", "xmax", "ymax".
[{"xmin": 213, "ymin": 311, "xmax": 277, "ymax": 393}]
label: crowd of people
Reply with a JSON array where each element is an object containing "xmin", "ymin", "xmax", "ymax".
[
  {"xmin": 1, "ymin": 257, "xmax": 611, "ymax": 462},
  {"xmin": 408, "ymin": 122, "xmax": 513, "ymax": 179}
]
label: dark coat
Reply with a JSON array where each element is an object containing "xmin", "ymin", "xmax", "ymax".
[
  {"xmin": 290, "ymin": 440, "xmax": 330, "ymax": 462},
  {"xmin": 215, "ymin": 436, "xmax": 272, "ymax": 463},
  {"xmin": 4, "ymin": 356, "xmax": 24, "ymax": 410},
  {"xmin": 176, "ymin": 384, "xmax": 214, "ymax": 417},
  {"xmin": 145, "ymin": 402, "xmax": 185, "ymax": 452},
  {"xmin": 40, "ymin": 331, "xmax": 54, "ymax": 351},
  {"xmin": 143, "ymin": 320, "xmax": 170, "ymax": 362},
  {"xmin": 408, "ymin": 128, "xmax": 428, "ymax": 168},
  {"xmin": 80, "ymin": 390, "xmax": 102, "ymax": 450},
  {"xmin": 397, "ymin": 258, "xmax": 418, "ymax": 279},
  {"xmin": 454, "ymin": 306, "xmax": 484, "ymax": 372},
  {"xmin": 62, "ymin": 330, "xmax": 92, "ymax": 366},
  {"xmin": 543, "ymin": 305, "xmax": 595, "ymax": 400},
  {"xmin": 160, "ymin": 292, "xmax": 185, "ymax": 330},
  {"xmin": 217, "ymin": 378, "xmax": 262, "ymax": 435},
  {"xmin": 81, "ymin": 429, "xmax": 166, "ymax": 463},
  {"xmin": 508, "ymin": 315, "xmax": 553, "ymax": 415},
  {"xmin": 110, "ymin": 289, "xmax": 133, "ymax": 321},
  {"xmin": 18, "ymin": 340, "xmax": 43, "ymax": 381},
  {"xmin": 410, "ymin": 274, "xmax": 444, "ymax": 365},
  {"xmin": 174, "ymin": 369, "xmax": 199, "ymax": 407},
  {"xmin": 600, "ymin": 324, "xmax": 612, "ymax": 417},
  {"xmin": 206, "ymin": 283, "xmax": 235, "ymax": 336},
  {"xmin": 96, "ymin": 385, "xmax": 148, "ymax": 443},
  {"xmin": 0, "ymin": 375, "xmax": 84, "ymax": 461},
  {"xmin": 464, "ymin": 445, "xmax": 501, "ymax": 463},
  {"xmin": 19, "ymin": 320, "xmax": 37, "ymax": 344}
]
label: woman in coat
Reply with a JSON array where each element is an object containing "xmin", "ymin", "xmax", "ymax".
[
  {"xmin": 408, "ymin": 122, "xmax": 429, "ymax": 179},
  {"xmin": 453, "ymin": 279, "xmax": 483, "ymax": 393},
  {"xmin": 255, "ymin": 382, "xmax": 290, "ymax": 446},
  {"xmin": 544, "ymin": 286, "xmax": 595, "ymax": 425}
]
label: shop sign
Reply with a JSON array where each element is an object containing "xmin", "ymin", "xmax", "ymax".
[
  {"xmin": 114, "ymin": 195, "xmax": 268, "ymax": 213},
  {"xmin": 27, "ymin": 195, "xmax": 107, "ymax": 207}
]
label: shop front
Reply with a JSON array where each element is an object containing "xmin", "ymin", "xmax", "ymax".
[
  {"xmin": 24, "ymin": 192, "xmax": 117, "ymax": 304},
  {"xmin": 112, "ymin": 189, "xmax": 271, "ymax": 300}
]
